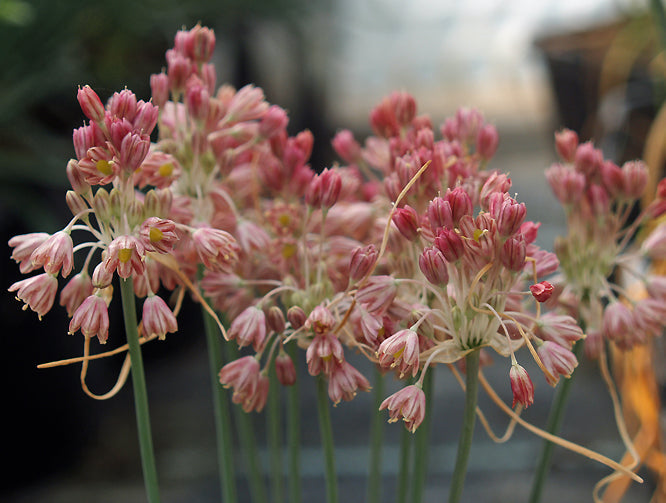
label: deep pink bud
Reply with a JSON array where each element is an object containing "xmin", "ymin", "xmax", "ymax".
[
  {"xmin": 266, "ymin": 306, "xmax": 286, "ymax": 333},
  {"xmin": 545, "ymin": 164, "xmax": 586, "ymax": 205},
  {"xmin": 287, "ymin": 306, "xmax": 307, "ymax": 329},
  {"xmin": 379, "ymin": 384, "xmax": 426, "ymax": 433},
  {"xmin": 501, "ymin": 237, "xmax": 526, "ymax": 272},
  {"xmin": 392, "ymin": 205, "xmax": 420, "ymax": 241},
  {"xmin": 602, "ymin": 302, "xmax": 637, "ymax": 349},
  {"xmin": 445, "ymin": 186, "xmax": 473, "ymax": 224},
  {"xmin": 476, "ymin": 123, "xmax": 499, "ymax": 159},
  {"xmin": 133, "ymin": 100, "xmax": 159, "ymax": 135},
  {"xmin": 479, "ymin": 172, "xmax": 512, "ymax": 210},
  {"xmin": 586, "ymin": 184, "xmax": 610, "ymax": 216},
  {"xmin": 119, "ymin": 132, "xmax": 150, "ymax": 172},
  {"xmin": 490, "ymin": 195, "xmax": 526, "ymax": 237},
  {"xmin": 418, "ymin": 247, "xmax": 449, "ymax": 285},
  {"xmin": 600, "ymin": 161, "xmax": 624, "ymax": 197},
  {"xmin": 306, "ymin": 168, "xmax": 342, "ymax": 208},
  {"xmin": 509, "ymin": 363, "xmax": 534, "ymax": 408},
  {"xmin": 186, "ymin": 24, "xmax": 216, "ymax": 63},
  {"xmin": 331, "ymin": 129, "xmax": 362, "ymax": 163},
  {"xmin": 349, "ymin": 244, "xmax": 378, "ymax": 281},
  {"xmin": 530, "ymin": 281, "xmax": 554, "ymax": 303},
  {"xmin": 68, "ymin": 294, "xmax": 109, "ymax": 343},
  {"xmin": 519, "ymin": 221, "xmax": 540, "ymax": 244},
  {"xmin": 275, "ymin": 352, "xmax": 296, "ymax": 386},
  {"xmin": 108, "ymin": 89, "xmax": 138, "ymax": 122},
  {"xmin": 434, "ymin": 227, "xmax": 465, "ymax": 262},
  {"xmin": 59, "ymin": 272, "xmax": 94, "ymax": 317},
  {"xmin": 167, "ymin": 50, "xmax": 193, "ymax": 93},
  {"xmin": 554, "ymin": 128, "xmax": 578, "ymax": 162},
  {"xmin": 77, "ymin": 85, "xmax": 105, "ymax": 122},
  {"xmin": 142, "ymin": 295, "xmax": 178, "ymax": 340},
  {"xmin": 185, "ymin": 78, "xmax": 210, "ymax": 122}
]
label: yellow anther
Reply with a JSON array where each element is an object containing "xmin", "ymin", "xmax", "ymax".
[
  {"xmin": 149, "ymin": 227, "xmax": 164, "ymax": 243},
  {"xmin": 282, "ymin": 242, "xmax": 297, "ymax": 259},
  {"xmin": 96, "ymin": 159, "xmax": 113, "ymax": 176},
  {"xmin": 158, "ymin": 162, "xmax": 174, "ymax": 177},
  {"xmin": 118, "ymin": 248, "xmax": 132, "ymax": 263},
  {"xmin": 278, "ymin": 214, "xmax": 291, "ymax": 227}
]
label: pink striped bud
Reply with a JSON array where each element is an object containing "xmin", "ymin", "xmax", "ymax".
[
  {"xmin": 418, "ymin": 247, "xmax": 449, "ymax": 285},
  {"xmin": 66, "ymin": 160, "xmax": 90, "ymax": 195},
  {"xmin": 379, "ymin": 384, "xmax": 426, "ymax": 433},
  {"xmin": 519, "ymin": 221, "xmax": 540, "ymax": 244},
  {"xmin": 603, "ymin": 302, "xmax": 638, "ymax": 349},
  {"xmin": 574, "ymin": 141, "xmax": 602, "ymax": 176},
  {"xmin": 427, "ymin": 197, "xmax": 454, "ymax": 230},
  {"xmin": 108, "ymin": 89, "xmax": 138, "ymax": 122},
  {"xmin": 621, "ymin": 160, "xmax": 648, "ymax": 199},
  {"xmin": 479, "ymin": 172, "xmax": 511, "ymax": 210},
  {"xmin": 356, "ymin": 275, "xmax": 398, "ymax": 314},
  {"xmin": 150, "ymin": 72, "xmax": 169, "ymax": 108},
  {"xmin": 133, "ymin": 100, "xmax": 159, "ymax": 135},
  {"xmin": 186, "ymin": 24, "xmax": 216, "ymax": 63},
  {"xmin": 537, "ymin": 341, "xmax": 578, "ymax": 386},
  {"xmin": 266, "ymin": 306, "xmax": 286, "ymax": 333},
  {"xmin": 434, "ymin": 227, "xmax": 464, "ymax": 262},
  {"xmin": 476, "ymin": 123, "xmax": 499, "ymax": 159},
  {"xmin": 501, "ymin": 237, "xmax": 526, "ymax": 272},
  {"xmin": 77, "ymin": 85, "xmax": 105, "ymax": 122},
  {"xmin": 167, "ymin": 50, "xmax": 193, "ymax": 93},
  {"xmin": 545, "ymin": 164, "xmax": 585, "ymax": 205},
  {"xmin": 306, "ymin": 168, "xmax": 342, "ymax": 209},
  {"xmin": 444, "ymin": 186, "xmax": 473, "ymax": 224},
  {"xmin": 585, "ymin": 184, "xmax": 610, "ymax": 216},
  {"xmin": 92, "ymin": 261, "xmax": 114, "ymax": 288},
  {"xmin": 185, "ymin": 78, "xmax": 210, "ymax": 122},
  {"xmin": 391, "ymin": 205, "xmax": 420, "ymax": 241},
  {"xmin": 509, "ymin": 363, "xmax": 534, "ymax": 408},
  {"xmin": 219, "ymin": 356, "xmax": 264, "ymax": 411},
  {"xmin": 142, "ymin": 295, "xmax": 178, "ymax": 340},
  {"xmin": 192, "ymin": 227, "xmax": 239, "ymax": 273},
  {"xmin": 600, "ymin": 161, "xmax": 624, "ymax": 197},
  {"xmin": 119, "ymin": 132, "xmax": 150, "ymax": 172},
  {"xmin": 287, "ymin": 306, "xmax": 307, "ymax": 329},
  {"xmin": 59, "ymin": 272, "xmax": 94, "ymax": 317},
  {"xmin": 554, "ymin": 128, "xmax": 578, "ymax": 162},
  {"xmin": 534, "ymin": 313, "xmax": 583, "ymax": 348},
  {"xmin": 349, "ymin": 244, "xmax": 378, "ymax": 281},
  {"xmin": 259, "ymin": 105, "xmax": 288, "ymax": 138}
]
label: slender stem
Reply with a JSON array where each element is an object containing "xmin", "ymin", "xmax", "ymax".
[
  {"xmin": 448, "ymin": 350, "xmax": 480, "ymax": 503},
  {"xmin": 224, "ymin": 343, "xmax": 267, "ymax": 503},
  {"xmin": 202, "ymin": 305, "xmax": 237, "ymax": 502},
  {"xmin": 366, "ymin": 368, "xmax": 385, "ymax": 503},
  {"xmin": 119, "ymin": 278, "xmax": 161, "ymax": 503},
  {"xmin": 413, "ymin": 368, "xmax": 434, "ymax": 503},
  {"xmin": 395, "ymin": 418, "xmax": 413, "ymax": 503},
  {"xmin": 316, "ymin": 375, "xmax": 339, "ymax": 503},
  {"xmin": 267, "ymin": 358, "xmax": 284, "ymax": 503},
  {"xmin": 286, "ymin": 342, "xmax": 302, "ymax": 503},
  {"xmin": 528, "ymin": 339, "xmax": 585, "ymax": 503}
]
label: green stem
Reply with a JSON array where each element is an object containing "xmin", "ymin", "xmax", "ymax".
[
  {"xmin": 119, "ymin": 278, "xmax": 161, "ymax": 503},
  {"xmin": 224, "ymin": 343, "xmax": 267, "ymax": 503},
  {"xmin": 316, "ymin": 375, "xmax": 338, "ymax": 503},
  {"xmin": 202, "ymin": 305, "xmax": 237, "ymax": 502},
  {"xmin": 448, "ymin": 350, "xmax": 480, "ymax": 503},
  {"xmin": 413, "ymin": 368, "xmax": 434, "ymax": 503},
  {"xmin": 286, "ymin": 342, "xmax": 302, "ymax": 503},
  {"xmin": 395, "ymin": 419, "xmax": 413, "ymax": 503},
  {"xmin": 528, "ymin": 339, "xmax": 585, "ymax": 503},
  {"xmin": 366, "ymin": 368, "xmax": 385, "ymax": 503},
  {"xmin": 267, "ymin": 357, "xmax": 284, "ymax": 503}
]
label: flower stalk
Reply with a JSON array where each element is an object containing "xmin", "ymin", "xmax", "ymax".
[
  {"xmin": 316, "ymin": 375, "xmax": 339, "ymax": 503},
  {"xmin": 448, "ymin": 349, "xmax": 481, "ymax": 503},
  {"xmin": 119, "ymin": 278, "xmax": 161, "ymax": 503},
  {"xmin": 366, "ymin": 368, "xmax": 385, "ymax": 503},
  {"xmin": 286, "ymin": 342, "xmax": 302, "ymax": 503}
]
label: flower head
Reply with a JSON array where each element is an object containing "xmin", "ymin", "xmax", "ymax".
[{"xmin": 379, "ymin": 385, "xmax": 426, "ymax": 433}]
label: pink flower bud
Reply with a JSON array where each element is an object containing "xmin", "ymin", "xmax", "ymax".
[
  {"xmin": 219, "ymin": 356, "xmax": 266, "ymax": 412},
  {"xmin": 600, "ymin": 161, "xmax": 624, "ymax": 197},
  {"xmin": 305, "ymin": 305, "xmax": 336, "ymax": 335},
  {"xmin": 192, "ymin": 227, "xmax": 239, "ymax": 273},
  {"xmin": 534, "ymin": 313, "xmax": 583, "ymax": 348},
  {"xmin": 530, "ymin": 281, "xmax": 554, "ymax": 303},
  {"xmin": 306, "ymin": 168, "xmax": 342, "ymax": 208},
  {"xmin": 92, "ymin": 261, "xmax": 114, "ymax": 288},
  {"xmin": 225, "ymin": 84, "xmax": 268, "ymax": 122},
  {"xmin": 476, "ymin": 123, "xmax": 499, "ymax": 159},
  {"xmin": 108, "ymin": 89, "xmax": 138, "ymax": 122},
  {"xmin": 574, "ymin": 141, "xmax": 602, "ymax": 176},
  {"xmin": 275, "ymin": 352, "xmax": 296, "ymax": 386},
  {"xmin": 68, "ymin": 294, "xmax": 109, "ymax": 343},
  {"xmin": 331, "ymin": 129, "xmax": 361, "ymax": 163},
  {"xmin": 167, "ymin": 50, "xmax": 193, "ymax": 93},
  {"xmin": 418, "ymin": 247, "xmax": 449, "ymax": 285},
  {"xmin": 150, "ymin": 72, "xmax": 169, "ymax": 108},
  {"xmin": 77, "ymin": 85, "xmax": 105, "ymax": 122},
  {"xmin": 133, "ymin": 100, "xmax": 159, "ymax": 135},
  {"xmin": 585, "ymin": 184, "xmax": 610, "ymax": 216},
  {"xmin": 349, "ymin": 244, "xmax": 378, "ymax": 282},
  {"xmin": 186, "ymin": 24, "xmax": 216, "ymax": 63},
  {"xmin": 519, "ymin": 221, "xmax": 540, "ymax": 244},
  {"xmin": 119, "ymin": 132, "xmax": 150, "ymax": 172},
  {"xmin": 287, "ymin": 306, "xmax": 307, "ymax": 329},
  {"xmin": 266, "ymin": 306, "xmax": 286, "ymax": 333},
  {"xmin": 9, "ymin": 273, "xmax": 58, "ymax": 319},
  {"xmin": 142, "ymin": 295, "xmax": 178, "ymax": 340},
  {"xmin": 602, "ymin": 302, "xmax": 638, "ymax": 349},
  {"xmin": 444, "ymin": 187, "xmax": 473, "ymax": 224},
  {"xmin": 259, "ymin": 105, "xmax": 288, "ymax": 138},
  {"xmin": 554, "ymin": 128, "xmax": 578, "ymax": 162},
  {"xmin": 185, "ymin": 78, "xmax": 210, "ymax": 122},
  {"xmin": 537, "ymin": 341, "xmax": 578, "ymax": 386},
  {"xmin": 509, "ymin": 363, "xmax": 534, "ymax": 408},
  {"xmin": 379, "ymin": 384, "xmax": 426, "ymax": 433},
  {"xmin": 621, "ymin": 160, "xmax": 648, "ymax": 199},
  {"xmin": 479, "ymin": 172, "xmax": 512, "ymax": 210},
  {"xmin": 391, "ymin": 205, "xmax": 420, "ymax": 241},
  {"xmin": 229, "ymin": 306, "xmax": 267, "ymax": 351},
  {"xmin": 545, "ymin": 164, "xmax": 586, "ymax": 206},
  {"xmin": 356, "ymin": 275, "xmax": 397, "ymax": 315},
  {"xmin": 427, "ymin": 197, "xmax": 454, "ymax": 230},
  {"xmin": 500, "ymin": 237, "xmax": 526, "ymax": 272}
]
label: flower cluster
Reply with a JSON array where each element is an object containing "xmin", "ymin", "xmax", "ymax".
[{"xmin": 546, "ymin": 129, "xmax": 666, "ymax": 355}]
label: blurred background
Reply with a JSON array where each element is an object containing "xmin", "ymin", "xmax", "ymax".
[{"xmin": 2, "ymin": 0, "xmax": 665, "ymax": 501}]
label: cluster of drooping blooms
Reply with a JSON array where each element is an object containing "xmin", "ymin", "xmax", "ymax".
[
  {"xmin": 546, "ymin": 129, "xmax": 666, "ymax": 356},
  {"xmin": 8, "ymin": 46, "xmax": 241, "ymax": 344}
]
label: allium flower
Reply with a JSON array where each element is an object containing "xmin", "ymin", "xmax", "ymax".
[
  {"xmin": 327, "ymin": 361, "xmax": 371, "ymax": 405},
  {"xmin": 60, "ymin": 272, "xmax": 94, "ymax": 317},
  {"xmin": 379, "ymin": 384, "xmax": 426, "ymax": 433},
  {"xmin": 8, "ymin": 232, "xmax": 49, "ymax": 273},
  {"xmin": 104, "ymin": 235, "xmax": 146, "ymax": 279},
  {"xmin": 139, "ymin": 217, "xmax": 179, "ymax": 254},
  {"xmin": 376, "ymin": 329, "xmax": 420, "ymax": 378},
  {"xmin": 228, "ymin": 305, "xmax": 267, "ymax": 351},
  {"xmin": 69, "ymin": 294, "xmax": 110, "ymax": 343},
  {"xmin": 142, "ymin": 295, "xmax": 178, "ymax": 340},
  {"xmin": 537, "ymin": 341, "xmax": 578, "ymax": 386},
  {"xmin": 9, "ymin": 273, "xmax": 58, "ymax": 319},
  {"xmin": 29, "ymin": 231, "xmax": 74, "ymax": 277},
  {"xmin": 306, "ymin": 332, "xmax": 344, "ymax": 376},
  {"xmin": 191, "ymin": 227, "xmax": 239, "ymax": 273}
]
